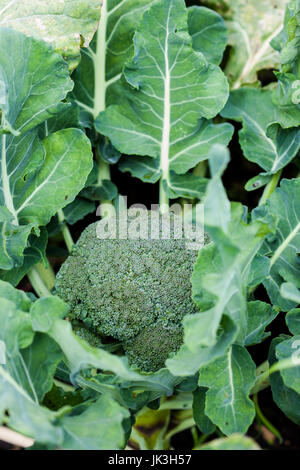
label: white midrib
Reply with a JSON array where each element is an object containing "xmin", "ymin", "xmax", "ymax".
[
  {"xmin": 93, "ymin": 0, "xmax": 108, "ymax": 119},
  {"xmin": 227, "ymin": 348, "xmax": 236, "ymax": 427},
  {"xmin": 1, "ymin": 134, "xmax": 18, "ymax": 225},
  {"xmin": 232, "ymin": 24, "xmax": 283, "ymax": 90},
  {"xmin": 160, "ymin": 8, "xmax": 171, "ymax": 190}
]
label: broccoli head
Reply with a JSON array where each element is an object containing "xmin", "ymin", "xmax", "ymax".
[{"xmin": 55, "ymin": 212, "xmax": 199, "ymax": 371}]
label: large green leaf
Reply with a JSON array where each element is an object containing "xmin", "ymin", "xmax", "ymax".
[
  {"xmin": 223, "ymin": 0, "xmax": 287, "ymax": 89},
  {"xmin": 0, "ymin": 0, "xmax": 102, "ymax": 71},
  {"xmin": 0, "ymin": 28, "xmax": 72, "ymax": 135},
  {"xmin": 221, "ymin": 88, "xmax": 300, "ymax": 174},
  {"xmin": 254, "ymin": 178, "xmax": 300, "ymax": 311},
  {"xmin": 167, "ymin": 146, "xmax": 268, "ymax": 375},
  {"xmin": 72, "ymin": 0, "xmax": 155, "ymax": 121},
  {"xmin": 95, "ymin": 0, "xmax": 232, "ymax": 199},
  {"xmin": 0, "ymin": 29, "xmax": 93, "ymax": 272}
]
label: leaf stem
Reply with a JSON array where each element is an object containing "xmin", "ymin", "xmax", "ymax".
[
  {"xmin": 27, "ymin": 266, "xmax": 51, "ymax": 297},
  {"xmin": 252, "ymin": 356, "xmax": 300, "ymax": 396},
  {"xmin": 57, "ymin": 209, "xmax": 74, "ymax": 253},
  {"xmin": 164, "ymin": 417, "xmax": 195, "ymax": 442},
  {"xmin": 193, "ymin": 161, "xmax": 207, "ymax": 178},
  {"xmin": 53, "ymin": 378, "xmax": 75, "ymax": 392},
  {"xmin": 254, "ymin": 393, "xmax": 282, "ymax": 443},
  {"xmin": 33, "ymin": 261, "xmax": 56, "ymax": 291},
  {"xmin": 159, "ymin": 179, "xmax": 169, "ymax": 212},
  {"xmin": 96, "ymin": 148, "xmax": 111, "ymax": 185},
  {"xmin": 258, "ymin": 170, "xmax": 281, "ymax": 206}
]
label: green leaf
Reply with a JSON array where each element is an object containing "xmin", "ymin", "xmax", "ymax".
[
  {"xmin": 63, "ymin": 198, "xmax": 95, "ymax": 225},
  {"xmin": 192, "ymin": 387, "xmax": 216, "ymax": 435},
  {"xmin": 245, "ymin": 174, "xmax": 273, "ymax": 192},
  {"xmin": 0, "ymin": 228, "xmax": 48, "ymax": 285},
  {"xmin": 187, "ymin": 6, "xmax": 227, "ymax": 65},
  {"xmin": 0, "ymin": 29, "xmax": 93, "ymax": 269},
  {"xmin": 272, "ymin": 72, "xmax": 300, "ymax": 128},
  {"xmin": 204, "ymin": 144, "xmax": 231, "ymax": 233},
  {"xmin": 72, "ymin": 0, "xmax": 155, "ymax": 120},
  {"xmin": 167, "ymin": 315, "xmax": 237, "ymax": 376},
  {"xmin": 0, "ymin": 207, "xmax": 33, "ymax": 270},
  {"xmin": 221, "ymin": 88, "xmax": 300, "ymax": 174},
  {"xmin": 279, "ymin": 1, "xmax": 300, "ymax": 74},
  {"xmin": 80, "ymin": 179, "xmax": 118, "ymax": 201},
  {"xmin": 223, "ymin": 0, "xmax": 286, "ymax": 89},
  {"xmin": 269, "ymin": 336, "xmax": 300, "ymax": 425},
  {"xmin": 0, "ymin": 28, "xmax": 73, "ymax": 135},
  {"xmin": 281, "ymin": 282, "xmax": 300, "ymax": 304},
  {"xmin": 95, "ymin": 0, "xmax": 231, "ymax": 198},
  {"xmin": 0, "ymin": 365, "xmax": 63, "ymax": 445},
  {"xmin": 268, "ymin": 1, "xmax": 300, "ymax": 128},
  {"xmin": 0, "ymin": 295, "xmax": 60, "ymax": 408},
  {"xmin": 167, "ymin": 147, "xmax": 268, "ymax": 376},
  {"xmin": 275, "ymin": 335, "xmax": 300, "ymax": 394},
  {"xmin": 44, "ymin": 100, "xmax": 80, "ymax": 135},
  {"xmin": 1, "ymin": 128, "xmax": 92, "ymax": 250},
  {"xmin": 119, "ymin": 156, "xmax": 161, "ymax": 183},
  {"xmin": 0, "ymin": 279, "xmax": 31, "ymax": 309},
  {"xmin": 286, "ymin": 308, "xmax": 300, "ymax": 335},
  {"xmin": 61, "ymin": 395, "xmax": 129, "ymax": 450},
  {"xmin": 245, "ymin": 301, "xmax": 279, "ymax": 346},
  {"xmin": 0, "ymin": 0, "xmax": 102, "ymax": 71},
  {"xmin": 247, "ymin": 253, "xmax": 271, "ymax": 288},
  {"xmin": 200, "ymin": 433, "xmax": 260, "ymax": 450},
  {"xmin": 166, "ymin": 173, "xmax": 208, "ymax": 200},
  {"xmin": 22, "ymin": 334, "xmax": 62, "ymax": 402},
  {"xmin": 198, "ymin": 345, "xmax": 256, "ymax": 435},
  {"xmin": 253, "ymin": 178, "xmax": 300, "ymax": 311}
]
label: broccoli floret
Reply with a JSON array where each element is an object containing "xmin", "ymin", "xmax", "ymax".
[
  {"xmin": 123, "ymin": 323, "xmax": 184, "ymax": 372},
  {"xmin": 72, "ymin": 324, "xmax": 103, "ymax": 349},
  {"xmin": 55, "ymin": 212, "xmax": 199, "ymax": 371}
]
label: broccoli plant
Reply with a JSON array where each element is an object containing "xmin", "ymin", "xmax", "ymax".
[{"xmin": 0, "ymin": 0, "xmax": 300, "ymax": 453}]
